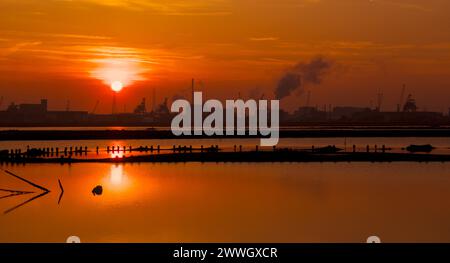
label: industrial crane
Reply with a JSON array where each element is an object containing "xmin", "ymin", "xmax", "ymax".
[{"xmin": 91, "ymin": 100, "xmax": 99, "ymax": 114}]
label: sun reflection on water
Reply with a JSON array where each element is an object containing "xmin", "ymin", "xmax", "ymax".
[
  {"xmin": 110, "ymin": 151, "xmax": 124, "ymax": 159},
  {"xmin": 104, "ymin": 164, "xmax": 131, "ymax": 194},
  {"xmin": 110, "ymin": 165, "xmax": 124, "ymax": 185}
]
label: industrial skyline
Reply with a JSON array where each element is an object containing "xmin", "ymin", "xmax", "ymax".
[
  {"xmin": 0, "ymin": 91, "xmax": 448, "ymax": 127},
  {"xmin": 0, "ymin": 79, "xmax": 448, "ymax": 115}
]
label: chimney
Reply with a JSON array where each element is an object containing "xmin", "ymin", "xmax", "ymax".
[
  {"xmin": 191, "ymin": 78, "xmax": 194, "ymax": 106},
  {"xmin": 40, "ymin": 99, "xmax": 48, "ymax": 112}
]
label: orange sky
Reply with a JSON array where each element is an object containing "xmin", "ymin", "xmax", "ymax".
[{"xmin": 1, "ymin": 0, "xmax": 450, "ymax": 113}]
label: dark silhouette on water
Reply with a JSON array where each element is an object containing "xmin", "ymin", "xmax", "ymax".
[
  {"xmin": 0, "ymin": 188, "xmax": 34, "ymax": 195},
  {"xmin": 1, "ymin": 127, "xmax": 450, "ymax": 141},
  {"xmin": 0, "ymin": 189, "xmax": 33, "ymax": 200},
  {"xmin": 3, "ymin": 148, "xmax": 450, "ymax": 164},
  {"xmin": 0, "ymin": 169, "xmax": 51, "ymax": 214},
  {"xmin": 1, "ymin": 169, "xmax": 50, "ymax": 192},
  {"xmin": 405, "ymin": 144, "xmax": 435, "ymax": 153},
  {"xmin": 314, "ymin": 145, "xmax": 343, "ymax": 154},
  {"xmin": 0, "ymin": 187, "xmax": 34, "ymax": 201},
  {"xmin": 3, "ymin": 191, "xmax": 49, "ymax": 214},
  {"xmin": 58, "ymin": 179, "xmax": 64, "ymax": 205},
  {"xmin": 92, "ymin": 185, "xmax": 103, "ymax": 196}
]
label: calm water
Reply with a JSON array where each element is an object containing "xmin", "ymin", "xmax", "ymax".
[{"xmin": 1, "ymin": 162, "xmax": 450, "ymax": 243}]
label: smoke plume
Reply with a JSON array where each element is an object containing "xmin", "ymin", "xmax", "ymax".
[{"xmin": 275, "ymin": 56, "xmax": 332, "ymax": 99}]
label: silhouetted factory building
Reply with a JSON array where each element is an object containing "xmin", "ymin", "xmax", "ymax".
[
  {"xmin": 0, "ymin": 98, "xmax": 173, "ymax": 126},
  {"xmin": 292, "ymin": 107, "xmax": 327, "ymax": 121},
  {"xmin": 0, "ymin": 98, "xmax": 448, "ymax": 126},
  {"xmin": 331, "ymin": 107, "xmax": 371, "ymax": 120},
  {"xmin": 18, "ymin": 99, "xmax": 48, "ymax": 114},
  {"xmin": 0, "ymin": 99, "xmax": 89, "ymax": 125},
  {"xmin": 280, "ymin": 105, "xmax": 447, "ymax": 125}
]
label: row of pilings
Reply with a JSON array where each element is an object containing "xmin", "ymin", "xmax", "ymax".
[{"xmin": 0, "ymin": 144, "xmax": 392, "ymax": 164}]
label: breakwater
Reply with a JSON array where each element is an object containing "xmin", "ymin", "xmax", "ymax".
[{"xmin": 1, "ymin": 128, "xmax": 450, "ymax": 141}]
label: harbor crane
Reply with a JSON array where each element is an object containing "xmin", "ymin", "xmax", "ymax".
[{"xmin": 91, "ymin": 100, "xmax": 100, "ymax": 114}]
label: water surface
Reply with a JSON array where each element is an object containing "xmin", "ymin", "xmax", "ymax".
[{"xmin": 1, "ymin": 162, "xmax": 450, "ymax": 242}]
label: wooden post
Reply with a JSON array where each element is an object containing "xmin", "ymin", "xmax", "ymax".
[{"xmin": 3, "ymin": 170, "xmax": 50, "ymax": 192}]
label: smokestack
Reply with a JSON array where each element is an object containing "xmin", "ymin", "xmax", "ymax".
[
  {"xmin": 191, "ymin": 78, "xmax": 194, "ymax": 106},
  {"xmin": 40, "ymin": 99, "xmax": 48, "ymax": 112}
]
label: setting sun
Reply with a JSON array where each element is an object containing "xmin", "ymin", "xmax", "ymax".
[
  {"xmin": 90, "ymin": 54, "xmax": 150, "ymax": 95},
  {"xmin": 111, "ymin": 81, "xmax": 123, "ymax": 92}
]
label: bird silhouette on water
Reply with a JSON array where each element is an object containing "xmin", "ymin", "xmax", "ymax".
[{"xmin": 92, "ymin": 185, "xmax": 103, "ymax": 196}]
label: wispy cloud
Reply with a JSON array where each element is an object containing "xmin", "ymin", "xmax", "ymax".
[
  {"xmin": 296, "ymin": 0, "xmax": 432, "ymax": 12},
  {"xmin": 369, "ymin": 0, "xmax": 432, "ymax": 12},
  {"xmin": 57, "ymin": 0, "xmax": 232, "ymax": 15},
  {"xmin": 0, "ymin": 29, "xmax": 184, "ymax": 80},
  {"xmin": 249, "ymin": 37, "xmax": 279, "ymax": 42},
  {"xmin": 1, "ymin": 30, "xmax": 112, "ymax": 41},
  {"xmin": 0, "ymin": 41, "xmax": 42, "ymax": 56}
]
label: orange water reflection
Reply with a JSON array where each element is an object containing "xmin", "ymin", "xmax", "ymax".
[
  {"xmin": 109, "ymin": 165, "xmax": 124, "ymax": 186},
  {"xmin": 1, "ymin": 162, "xmax": 450, "ymax": 242}
]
